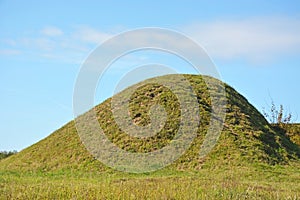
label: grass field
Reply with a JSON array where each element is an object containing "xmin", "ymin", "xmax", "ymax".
[{"xmin": 1, "ymin": 163, "xmax": 299, "ymax": 200}]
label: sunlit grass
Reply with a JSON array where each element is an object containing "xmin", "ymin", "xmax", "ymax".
[
  {"xmin": 0, "ymin": 74, "xmax": 299, "ymax": 199},
  {"xmin": 1, "ymin": 165, "xmax": 299, "ymax": 199}
]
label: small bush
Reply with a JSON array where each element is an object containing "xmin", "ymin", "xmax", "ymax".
[
  {"xmin": 0, "ymin": 150, "xmax": 17, "ymax": 160},
  {"xmin": 262, "ymin": 100, "xmax": 292, "ymax": 129}
]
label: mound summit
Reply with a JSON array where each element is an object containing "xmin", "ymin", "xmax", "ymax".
[{"xmin": 1, "ymin": 74, "xmax": 299, "ymax": 172}]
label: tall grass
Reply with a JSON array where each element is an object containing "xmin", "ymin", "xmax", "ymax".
[{"xmin": 1, "ymin": 165, "xmax": 299, "ymax": 199}]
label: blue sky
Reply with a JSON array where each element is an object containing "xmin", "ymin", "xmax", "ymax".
[{"xmin": 1, "ymin": 1, "xmax": 300, "ymax": 151}]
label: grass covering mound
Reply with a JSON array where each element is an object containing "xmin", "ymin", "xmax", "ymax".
[{"xmin": 0, "ymin": 74, "xmax": 299, "ymax": 173}]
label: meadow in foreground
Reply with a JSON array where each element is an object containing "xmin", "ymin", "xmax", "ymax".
[{"xmin": 1, "ymin": 164, "xmax": 299, "ymax": 200}]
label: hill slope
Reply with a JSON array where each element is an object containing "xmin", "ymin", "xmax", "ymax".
[
  {"xmin": 285, "ymin": 123, "xmax": 300, "ymax": 146},
  {"xmin": 1, "ymin": 74, "xmax": 299, "ymax": 172}
]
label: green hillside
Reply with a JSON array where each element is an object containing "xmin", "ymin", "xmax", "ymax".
[
  {"xmin": 1, "ymin": 74, "xmax": 299, "ymax": 173},
  {"xmin": 1, "ymin": 74, "xmax": 300, "ymax": 199},
  {"xmin": 285, "ymin": 123, "xmax": 300, "ymax": 146}
]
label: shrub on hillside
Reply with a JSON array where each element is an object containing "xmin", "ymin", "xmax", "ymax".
[
  {"xmin": 262, "ymin": 101, "xmax": 293, "ymax": 129},
  {"xmin": 0, "ymin": 150, "xmax": 17, "ymax": 160}
]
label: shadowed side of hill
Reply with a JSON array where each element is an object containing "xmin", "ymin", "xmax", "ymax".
[{"xmin": 0, "ymin": 74, "xmax": 299, "ymax": 172}]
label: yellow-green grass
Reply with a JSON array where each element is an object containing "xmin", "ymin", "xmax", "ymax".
[
  {"xmin": 1, "ymin": 164, "xmax": 299, "ymax": 200},
  {"xmin": 0, "ymin": 74, "xmax": 299, "ymax": 199}
]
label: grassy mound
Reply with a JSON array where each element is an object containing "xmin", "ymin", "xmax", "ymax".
[
  {"xmin": 1, "ymin": 74, "xmax": 299, "ymax": 173},
  {"xmin": 283, "ymin": 123, "xmax": 300, "ymax": 146}
]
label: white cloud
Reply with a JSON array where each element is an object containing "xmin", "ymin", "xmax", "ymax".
[
  {"xmin": 1, "ymin": 26, "xmax": 111, "ymax": 63},
  {"xmin": 72, "ymin": 26, "xmax": 112, "ymax": 44},
  {"xmin": 0, "ymin": 49, "xmax": 21, "ymax": 56},
  {"xmin": 20, "ymin": 37, "xmax": 56, "ymax": 51},
  {"xmin": 2, "ymin": 39, "xmax": 17, "ymax": 46},
  {"xmin": 41, "ymin": 26, "xmax": 63, "ymax": 37},
  {"xmin": 2, "ymin": 17, "xmax": 300, "ymax": 64},
  {"xmin": 184, "ymin": 16, "xmax": 300, "ymax": 61}
]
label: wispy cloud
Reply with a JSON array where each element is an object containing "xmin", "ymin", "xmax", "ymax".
[
  {"xmin": 184, "ymin": 16, "xmax": 300, "ymax": 62},
  {"xmin": 72, "ymin": 26, "xmax": 111, "ymax": 44},
  {"xmin": 40, "ymin": 26, "xmax": 64, "ymax": 37},
  {"xmin": 0, "ymin": 26, "xmax": 113, "ymax": 63},
  {"xmin": 1, "ymin": 17, "xmax": 300, "ymax": 64},
  {"xmin": 2, "ymin": 39, "xmax": 17, "ymax": 46},
  {"xmin": 20, "ymin": 37, "xmax": 56, "ymax": 51},
  {"xmin": 0, "ymin": 49, "xmax": 21, "ymax": 56}
]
